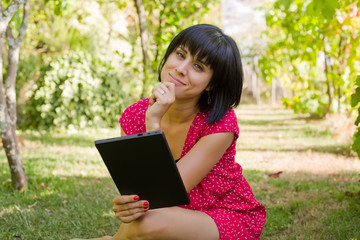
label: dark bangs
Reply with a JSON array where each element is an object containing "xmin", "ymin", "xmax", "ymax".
[
  {"xmin": 158, "ymin": 24, "xmax": 243, "ymax": 124},
  {"xmin": 159, "ymin": 24, "xmax": 226, "ymax": 73}
]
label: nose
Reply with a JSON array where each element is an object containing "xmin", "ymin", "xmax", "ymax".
[{"xmin": 175, "ymin": 60, "xmax": 189, "ymax": 75}]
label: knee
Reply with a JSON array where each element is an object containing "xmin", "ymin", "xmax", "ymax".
[{"xmin": 129, "ymin": 209, "xmax": 169, "ymax": 240}]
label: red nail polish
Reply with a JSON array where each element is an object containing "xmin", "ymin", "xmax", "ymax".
[
  {"xmin": 143, "ymin": 201, "xmax": 149, "ymax": 206},
  {"xmin": 144, "ymin": 209, "xmax": 148, "ymax": 212},
  {"xmin": 134, "ymin": 196, "xmax": 139, "ymax": 201}
]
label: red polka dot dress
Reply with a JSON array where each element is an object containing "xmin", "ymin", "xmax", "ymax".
[{"xmin": 120, "ymin": 98, "xmax": 266, "ymax": 240}]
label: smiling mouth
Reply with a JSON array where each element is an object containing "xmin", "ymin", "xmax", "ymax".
[{"xmin": 169, "ymin": 74, "xmax": 185, "ymax": 86}]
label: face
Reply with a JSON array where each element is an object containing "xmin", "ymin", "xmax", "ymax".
[{"xmin": 160, "ymin": 45, "xmax": 213, "ymax": 100}]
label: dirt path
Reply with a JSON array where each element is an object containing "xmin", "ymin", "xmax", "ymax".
[{"xmin": 234, "ymin": 104, "xmax": 360, "ymax": 175}]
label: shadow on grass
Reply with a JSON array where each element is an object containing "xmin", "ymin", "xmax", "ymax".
[
  {"xmin": 239, "ymin": 144, "xmax": 354, "ymax": 156},
  {"xmin": 19, "ymin": 132, "xmax": 96, "ymax": 147},
  {"xmin": 0, "ymin": 174, "xmax": 119, "ymax": 240},
  {"xmin": 240, "ymin": 127, "xmax": 332, "ymax": 138},
  {"xmin": 244, "ymin": 170, "xmax": 360, "ymax": 240},
  {"xmin": 237, "ymin": 116, "xmax": 309, "ymax": 127}
]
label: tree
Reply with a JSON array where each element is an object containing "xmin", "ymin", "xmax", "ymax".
[
  {"xmin": 259, "ymin": 0, "xmax": 360, "ymax": 117},
  {"xmin": 0, "ymin": 0, "xmax": 29, "ymax": 191},
  {"xmin": 130, "ymin": 0, "xmax": 220, "ymax": 99}
]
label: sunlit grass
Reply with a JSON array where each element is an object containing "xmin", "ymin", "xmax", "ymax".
[{"xmin": 0, "ymin": 105, "xmax": 359, "ymax": 239}]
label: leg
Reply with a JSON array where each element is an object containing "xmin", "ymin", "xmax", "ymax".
[
  {"xmin": 112, "ymin": 207, "xmax": 219, "ymax": 240},
  {"xmin": 71, "ymin": 236, "xmax": 112, "ymax": 240}
]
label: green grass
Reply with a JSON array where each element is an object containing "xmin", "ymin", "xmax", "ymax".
[
  {"xmin": 1, "ymin": 105, "xmax": 360, "ymax": 239},
  {"xmin": 245, "ymin": 170, "xmax": 360, "ymax": 239}
]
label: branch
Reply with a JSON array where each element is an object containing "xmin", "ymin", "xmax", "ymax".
[
  {"xmin": 17, "ymin": 0, "xmax": 29, "ymax": 44},
  {"xmin": 0, "ymin": 0, "xmax": 26, "ymax": 24},
  {"xmin": 5, "ymin": 0, "xmax": 29, "ymax": 48},
  {"xmin": 182, "ymin": 0, "xmax": 211, "ymax": 24}
]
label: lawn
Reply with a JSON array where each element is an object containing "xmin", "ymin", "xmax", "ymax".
[{"xmin": 1, "ymin": 105, "xmax": 359, "ymax": 240}]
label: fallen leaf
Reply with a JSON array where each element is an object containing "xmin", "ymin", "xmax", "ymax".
[
  {"xmin": 345, "ymin": 191, "xmax": 355, "ymax": 197},
  {"xmin": 14, "ymin": 236, "xmax": 22, "ymax": 240},
  {"xmin": 28, "ymin": 202, "xmax": 37, "ymax": 209},
  {"xmin": 19, "ymin": 187, "xmax": 26, "ymax": 194},
  {"xmin": 268, "ymin": 171, "xmax": 283, "ymax": 178},
  {"xmin": 39, "ymin": 183, "xmax": 45, "ymax": 189}
]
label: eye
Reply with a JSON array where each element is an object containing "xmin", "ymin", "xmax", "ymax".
[
  {"xmin": 194, "ymin": 63, "xmax": 204, "ymax": 72},
  {"xmin": 176, "ymin": 51, "xmax": 185, "ymax": 59}
]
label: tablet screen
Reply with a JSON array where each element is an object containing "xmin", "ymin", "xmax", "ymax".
[{"xmin": 95, "ymin": 131, "xmax": 190, "ymax": 209}]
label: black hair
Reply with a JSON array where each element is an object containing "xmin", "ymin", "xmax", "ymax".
[{"xmin": 158, "ymin": 24, "xmax": 243, "ymax": 124}]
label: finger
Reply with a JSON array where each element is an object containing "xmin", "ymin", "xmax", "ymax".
[
  {"xmin": 118, "ymin": 211, "xmax": 147, "ymax": 223},
  {"xmin": 115, "ymin": 205, "xmax": 145, "ymax": 218},
  {"xmin": 157, "ymin": 84, "xmax": 168, "ymax": 95},
  {"xmin": 113, "ymin": 200, "xmax": 148, "ymax": 212},
  {"xmin": 112, "ymin": 195, "xmax": 139, "ymax": 205},
  {"xmin": 149, "ymin": 94, "xmax": 156, "ymax": 106},
  {"xmin": 164, "ymin": 82, "xmax": 175, "ymax": 97}
]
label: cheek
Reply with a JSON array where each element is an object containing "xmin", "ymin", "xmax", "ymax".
[{"xmin": 160, "ymin": 67, "xmax": 166, "ymax": 82}]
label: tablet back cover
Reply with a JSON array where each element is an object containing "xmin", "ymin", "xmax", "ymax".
[{"xmin": 95, "ymin": 131, "xmax": 190, "ymax": 209}]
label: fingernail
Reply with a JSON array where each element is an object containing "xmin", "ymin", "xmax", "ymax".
[
  {"xmin": 134, "ymin": 196, "xmax": 139, "ymax": 201},
  {"xmin": 143, "ymin": 201, "xmax": 149, "ymax": 206}
]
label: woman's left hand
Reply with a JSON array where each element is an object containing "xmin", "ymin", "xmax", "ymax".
[{"xmin": 112, "ymin": 195, "xmax": 149, "ymax": 223}]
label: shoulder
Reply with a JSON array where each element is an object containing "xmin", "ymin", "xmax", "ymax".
[
  {"xmin": 119, "ymin": 98, "xmax": 149, "ymax": 134},
  {"xmin": 123, "ymin": 98, "xmax": 149, "ymax": 114},
  {"xmin": 199, "ymin": 108, "xmax": 239, "ymax": 139}
]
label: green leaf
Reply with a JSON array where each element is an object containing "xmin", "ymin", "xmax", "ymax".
[
  {"xmin": 351, "ymin": 76, "xmax": 360, "ymax": 107},
  {"xmin": 356, "ymin": 75, "xmax": 360, "ymax": 87},
  {"xmin": 352, "ymin": 128, "xmax": 360, "ymax": 158},
  {"xmin": 355, "ymin": 108, "xmax": 360, "ymax": 126}
]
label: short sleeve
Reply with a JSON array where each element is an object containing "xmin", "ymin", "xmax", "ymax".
[
  {"xmin": 119, "ymin": 98, "xmax": 149, "ymax": 135},
  {"xmin": 199, "ymin": 109, "xmax": 239, "ymax": 141}
]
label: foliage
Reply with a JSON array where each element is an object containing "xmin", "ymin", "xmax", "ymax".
[
  {"xmin": 259, "ymin": 0, "xmax": 360, "ymax": 117},
  {"xmin": 21, "ymin": 51, "xmax": 132, "ymax": 130},
  {"xmin": 351, "ymin": 75, "xmax": 360, "ymax": 158},
  {"xmin": 15, "ymin": 0, "xmax": 219, "ymax": 130},
  {"xmin": 126, "ymin": 0, "xmax": 221, "ymax": 98}
]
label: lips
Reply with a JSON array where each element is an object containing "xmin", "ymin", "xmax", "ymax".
[{"xmin": 169, "ymin": 73, "xmax": 185, "ymax": 86}]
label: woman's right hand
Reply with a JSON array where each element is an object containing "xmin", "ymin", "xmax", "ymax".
[
  {"xmin": 112, "ymin": 195, "xmax": 149, "ymax": 223},
  {"xmin": 146, "ymin": 82, "xmax": 175, "ymax": 131}
]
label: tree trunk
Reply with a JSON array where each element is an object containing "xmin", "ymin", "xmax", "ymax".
[
  {"xmin": 134, "ymin": 0, "xmax": 150, "ymax": 99},
  {"xmin": 336, "ymin": 36, "xmax": 346, "ymax": 114},
  {"xmin": 323, "ymin": 37, "xmax": 333, "ymax": 116},
  {"xmin": 252, "ymin": 57, "xmax": 260, "ymax": 104},
  {"xmin": 271, "ymin": 79, "xmax": 276, "ymax": 106},
  {"xmin": 0, "ymin": 0, "xmax": 29, "ymax": 191}
]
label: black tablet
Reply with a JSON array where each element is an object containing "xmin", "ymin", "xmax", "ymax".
[{"xmin": 95, "ymin": 130, "xmax": 190, "ymax": 209}]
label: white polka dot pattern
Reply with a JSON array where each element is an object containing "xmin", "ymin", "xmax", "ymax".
[{"xmin": 119, "ymin": 98, "xmax": 266, "ymax": 240}]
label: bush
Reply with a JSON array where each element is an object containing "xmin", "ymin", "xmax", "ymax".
[
  {"xmin": 351, "ymin": 75, "xmax": 360, "ymax": 158},
  {"xmin": 21, "ymin": 51, "xmax": 133, "ymax": 130},
  {"xmin": 282, "ymin": 90, "xmax": 328, "ymax": 118}
]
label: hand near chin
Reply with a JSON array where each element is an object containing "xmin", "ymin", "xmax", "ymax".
[{"xmin": 146, "ymin": 82, "xmax": 175, "ymax": 131}]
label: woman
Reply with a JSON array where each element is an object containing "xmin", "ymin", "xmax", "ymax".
[{"xmin": 75, "ymin": 24, "xmax": 266, "ymax": 240}]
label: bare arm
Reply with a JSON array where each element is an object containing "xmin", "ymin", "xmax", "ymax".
[{"xmin": 177, "ymin": 132, "xmax": 234, "ymax": 192}]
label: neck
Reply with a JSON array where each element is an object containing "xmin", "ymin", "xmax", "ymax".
[{"xmin": 164, "ymin": 99, "xmax": 199, "ymax": 124}]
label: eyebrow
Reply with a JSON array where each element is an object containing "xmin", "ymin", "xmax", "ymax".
[
  {"xmin": 179, "ymin": 46, "xmax": 188, "ymax": 53},
  {"xmin": 178, "ymin": 46, "xmax": 207, "ymax": 65}
]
